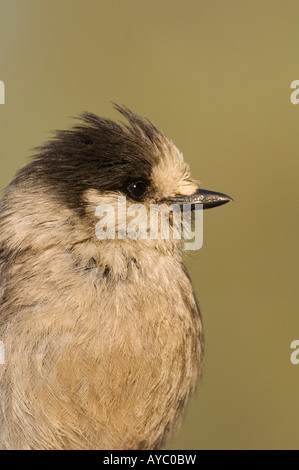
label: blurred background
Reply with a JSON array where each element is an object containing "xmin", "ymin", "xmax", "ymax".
[{"xmin": 0, "ymin": 0, "xmax": 298, "ymax": 450}]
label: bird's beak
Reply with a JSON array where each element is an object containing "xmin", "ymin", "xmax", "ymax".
[{"xmin": 164, "ymin": 189, "xmax": 233, "ymax": 209}]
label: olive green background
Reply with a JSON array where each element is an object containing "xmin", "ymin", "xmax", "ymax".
[{"xmin": 0, "ymin": 0, "xmax": 298, "ymax": 450}]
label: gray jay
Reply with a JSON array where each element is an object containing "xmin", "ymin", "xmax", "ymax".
[{"xmin": 0, "ymin": 105, "xmax": 232, "ymax": 449}]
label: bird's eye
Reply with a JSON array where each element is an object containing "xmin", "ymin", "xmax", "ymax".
[{"xmin": 127, "ymin": 181, "xmax": 148, "ymax": 200}]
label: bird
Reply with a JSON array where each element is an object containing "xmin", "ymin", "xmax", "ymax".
[{"xmin": 0, "ymin": 105, "xmax": 232, "ymax": 450}]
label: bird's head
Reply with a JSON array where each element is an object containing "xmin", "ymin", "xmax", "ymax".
[{"xmin": 11, "ymin": 105, "xmax": 232, "ymax": 253}]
